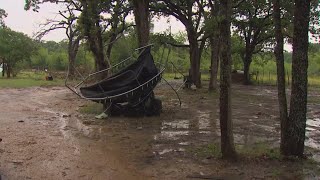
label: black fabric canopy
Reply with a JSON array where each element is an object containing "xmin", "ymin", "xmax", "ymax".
[{"xmin": 79, "ymin": 47, "xmax": 159, "ymax": 102}]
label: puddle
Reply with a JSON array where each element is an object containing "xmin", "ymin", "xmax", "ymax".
[
  {"xmin": 306, "ymin": 118, "xmax": 320, "ymax": 150},
  {"xmin": 178, "ymin": 142, "xmax": 190, "ymax": 146},
  {"xmin": 197, "ymin": 110, "xmax": 211, "ymax": 130},
  {"xmin": 154, "ymin": 131, "xmax": 189, "ymax": 141},
  {"xmin": 155, "ymin": 148, "xmax": 186, "ymax": 155},
  {"xmin": 234, "ymin": 134, "xmax": 276, "ymax": 146},
  {"xmin": 162, "ymin": 120, "xmax": 190, "ymax": 129},
  {"xmin": 307, "ymin": 118, "xmax": 320, "ymax": 128}
]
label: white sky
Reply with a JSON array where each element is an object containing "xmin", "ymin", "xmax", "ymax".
[{"xmin": 0, "ymin": 0, "xmax": 185, "ymax": 42}]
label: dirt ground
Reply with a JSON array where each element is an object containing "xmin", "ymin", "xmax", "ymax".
[{"xmin": 1, "ymin": 81, "xmax": 320, "ymax": 180}]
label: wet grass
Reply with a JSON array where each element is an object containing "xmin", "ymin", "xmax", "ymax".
[
  {"xmin": 253, "ymin": 74, "xmax": 320, "ymax": 87},
  {"xmin": 0, "ymin": 71, "xmax": 64, "ymax": 88},
  {"xmin": 188, "ymin": 143, "xmax": 222, "ymax": 158},
  {"xmin": 78, "ymin": 102, "xmax": 103, "ymax": 114},
  {"xmin": 308, "ymin": 97, "xmax": 320, "ymax": 104},
  {"xmin": 0, "ymin": 78, "xmax": 64, "ymax": 88},
  {"xmin": 163, "ymin": 73, "xmax": 210, "ymax": 81},
  {"xmin": 236, "ymin": 143, "xmax": 281, "ymax": 160}
]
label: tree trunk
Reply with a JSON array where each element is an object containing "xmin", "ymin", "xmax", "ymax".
[
  {"xmin": 106, "ymin": 34, "xmax": 117, "ymax": 60},
  {"xmin": 284, "ymin": 0, "xmax": 311, "ymax": 157},
  {"xmin": 81, "ymin": 0, "xmax": 108, "ymax": 74},
  {"xmin": 273, "ymin": 0, "xmax": 289, "ymax": 155},
  {"xmin": 187, "ymin": 29, "xmax": 201, "ymax": 88},
  {"xmin": 132, "ymin": 0, "xmax": 150, "ymax": 48},
  {"xmin": 219, "ymin": 0, "xmax": 237, "ymax": 160},
  {"xmin": 68, "ymin": 42, "xmax": 75, "ymax": 78},
  {"xmin": 2, "ymin": 61, "xmax": 5, "ymax": 77},
  {"xmin": 6, "ymin": 64, "xmax": 11, "ymax": 78},
  {"xmin": 243, "ymin": 53, "xmax": 252, "ymax": 85},
  {"xmin": 209, "ymin": 36, "xmax": 220, "ymax": 91},
  {"xmin": 68, "ymin": 52, "xmax": 76, "ymax": 77},
  {"xmin": 68, "ymin": 36, "xmax": 81, "ymax": 78}
]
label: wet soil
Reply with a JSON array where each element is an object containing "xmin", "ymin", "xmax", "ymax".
[{"xmin": 1, "ymin": 82, "xmax": 320, "ymax": 179}]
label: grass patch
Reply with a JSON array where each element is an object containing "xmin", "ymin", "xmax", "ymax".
[
  {"xmin": 236, "ymin": 142, "xmax": 281, "ymax": 160},
  {"xmin": 188, "ymin": 143, "xmax": 222, "ymax": 158},
  {"xmin": 0, "ymin": 78, "xmax": 64, "ymax": 88},
  {"xmin": 308, "ymin": 96, "xmax": 320, "ymax": 104},
  {"xmin": 163, "ymin": 73, "xmax": 210, "ymax": 81},
  {"xmin": 253, "ymin": 74, "xmax": 320, "ymax": 87},
  {"xmin": 78, "ymin": 102, "xmax": 103, "ymax": 115},
  {"xmin": 0, "ymin": 70, "xmax": 64, "ymax": 88}
]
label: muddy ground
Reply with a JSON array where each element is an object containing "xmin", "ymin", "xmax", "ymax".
[{"xmin": 0, "ymin": 81, "xmax": 320, "ymax": 180}]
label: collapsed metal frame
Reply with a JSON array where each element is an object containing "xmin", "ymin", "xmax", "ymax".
[{"xmin": 65, "ymin": 44, "xmax": 184, "ymax": 113}]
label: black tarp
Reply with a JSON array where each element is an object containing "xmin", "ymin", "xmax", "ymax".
[{"xmin": 79, "ymin": 47, "xmax": 159, "ymax": 102}]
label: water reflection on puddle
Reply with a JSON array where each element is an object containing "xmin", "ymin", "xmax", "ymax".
[
  {"xmin": 162, "ymin": 120, "xmax": 190, "ymax": 129},
  {"xmin": 157, "ymin": 148, "xmax": 186, "ymax": 155},
  {"xmin": 198, "ymin": 110, "xmax": 211, "ymax": 130},
  {"xmin": 153, "ymin": 110, "xmax": 214, "ymax": 155},
  {"xmin": 306, "ymin": 119, "xmax": 320, "ymax": 156},
  {"xmin": 154, "ymin": 131, "xmax": 189, "ymax": 141}
]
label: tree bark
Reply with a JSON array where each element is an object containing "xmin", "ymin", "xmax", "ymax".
[
  {"xmin": 6, "ymin": 64, "xmax": 11, "ymax": 78},
  {"xmin": 242, "ymin": 52, "xmax": 252, "ymax": 85},
  {"xmin": 68, "ymin": 37, "xmax": 80, "ymax": 78},
  {"xmin": 209, "ymin": 36, "xmax": 220, "ymax": 91},
  {"xmin": 273, "ymin": 0, "xmax": 289, "ymax": 156},
  {"xmin": 187, "ymin": 29, "xmax": 202, "ymax": 88},
  {"xmin": 132, "ymin": 0, "xmax": 150, "ymax": 48},
  {"xmin": 81, "ymin": 0, "xmax": 108, "ymax": 74},
  {"xmin": 219, "ymin": 0, "xmax": 237, "ymax": 160},
  {"xmin": 106, "ymin": 34, "xmax": 117, "ymax": 60},
  {"xmin": 284, "ymin": 0, "xmax": 311, "ymax": 157}
]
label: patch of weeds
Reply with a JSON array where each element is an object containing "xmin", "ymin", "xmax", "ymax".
[
  {"xmin": 270, "ymin": 168, "xmax": 281, "ymax": 178},
  {"xmin": 0, "ymin": 78, "xmax": 64, "ymax": 88},
  {"xmin": 303, "ymin": 158, "xmax": 320, "ymax": 174},
  {"xmin": 188, "ymin": 143, "xmax": 221, "ymax": 159},
  {"xmin": 237, "ymin": 142, "xmax": 281, "ymax": 160},
  {"xmin": 208, "ymin": 90, "xmax": 219, "ymax": 98},
  {"xmin": 78, "ymin": 102, "xmax": 103, "ymax": 115},
  {"xmin": 308, "ymin": 97, "xmax": 320, "ymax": 104}
]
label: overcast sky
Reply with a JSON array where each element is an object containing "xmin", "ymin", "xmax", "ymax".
[{"xmin": 0, "ymin": 0, "xmax": 185, "ymax": 42}]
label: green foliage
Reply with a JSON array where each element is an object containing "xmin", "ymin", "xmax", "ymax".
[
  {"xmin": 31, "ymin": 47, "xmax": 49, "ymax": 68},
  {"xmin": 0, "ymin": 28, "xmax": 36, "ymax": 76},
  {"xmin": 0, "ymin": 8, "xmax": 7, "ymax": 27}
]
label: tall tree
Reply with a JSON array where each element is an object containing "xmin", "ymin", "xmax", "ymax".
[
  {"xmin": 219, "ymin": 0, "xmax": 237, "ymax": 159},
  {"xmin": 151, "ymin": 0, "xmax": 207, "ymax": 88},
  {"xmin": 282, "ymin": 0, "xmax": 311, "ymax": 157},
  {"xmin": 0, "ymin": 9, "xmax": 7, "ymax": 27},
  {"xmin": 36, "ymin": 1, "xmax": 82, "ymax": 77},
  {"xmin": 206, "ymin": 0, "xmax": 220, "ymax": 91},
  {"xmin": 102, "ymin": 0, "xmax": 132, "ymax": 59},
  {"xmin": 132, "ymin": 0, "xmax": 150, "ymax": 47},
  {"xmin": 273, "ymin": 0, "xmax": 288, "ymax": 156},
  {"xmin": 233, "ymin": 0, "xmax": 274, "ymax": 85},
  {"xmin": 0, "ymin": 28, "xmax": 36, "ymax": 77},
  {"xmin": 79, "ymin": 0, "xmax": 108, "ymax": 72}
]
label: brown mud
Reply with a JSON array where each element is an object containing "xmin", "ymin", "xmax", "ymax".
[{"xmin": 0, "ymin": 82, "xmax": 320, "ymax": 179}]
